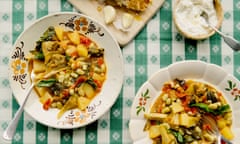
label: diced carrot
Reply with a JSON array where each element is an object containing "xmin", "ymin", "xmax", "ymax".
[
  {"xmin": 94, "ymin": 79, "xmax": 102, "ymax": 88},
  {"xmin": 190, "ymin": 107, "xmax": 198, "ymax": 114},
  {"xmin": 184, "ymin": 105, "xmax": 191, "ymax": 112},
  {"xmin": 62, "ymin": 89, "xmax": 70, "ymax": 98},
  {"xmin": 70, "ymin": 76, "xmax": 87, "ymax": 89},
  {"xmin": 80, "ymin": 35, "xmax": 91, "ymax": 45},
  {"xmin": 97, "ymin": 57, "xmax": 104, "ymax": 65},
  {"xmin": 181, "ymin": 96, "xmax": 190, "ymax": 105},
  {"xmin": 176, "ymin": 92, "xmax": 187, "ymax": 98},
  {"xmin": 43, "ymin": 98, "xmax": 52, "ymax": 110},
  {"xmin": 162, "ymin": 84, "xmax": 171, "ymax": 92},
  {"xmin": 71, "ymin": 51, "xmax": 78, "ymax": 57},
  {"xmin": 221, "ymin": 139, "xmax": 227, "ymax": 144},
  {"xmin": 203, "ymin": 123, "xmax": 212, "ymax": 131},
  {"xmin": 202, "ymin": 95, "xmax": 207, "ymax": 102},
  {"xmin": 182, "ymin": 84, "xmax": 188, "ymax": 90},
  {"xmin": 216, "ymin": 115, "xmax": 222, "ymax": 120},
  {"xmin": 181, "ymin": 96, "xmax": 192, "ymax": 112}
]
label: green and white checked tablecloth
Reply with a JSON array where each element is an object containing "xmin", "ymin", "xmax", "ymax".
[{"xmin": 1, "ymin": 0, "xmax": 240, "ymax": 144}]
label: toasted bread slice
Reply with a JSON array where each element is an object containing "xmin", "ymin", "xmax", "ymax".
[{"xmin": 105, "ymin": 0, "xmax": 152, "ymax": 11}]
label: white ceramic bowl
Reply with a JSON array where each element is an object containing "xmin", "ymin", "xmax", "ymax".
[
  {"xmin": 173, "ymin": 0, "xmax": 223, "ymax": 40},
  {"xmin": 129, "ymin": 60, "xmax": 240, "ymax": 144},
  {"xmin": 9, "ymin": 12, "xmax": 124, "ymax": 129}
]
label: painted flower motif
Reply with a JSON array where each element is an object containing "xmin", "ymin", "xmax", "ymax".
[
  {"xmin": 11, "ymin": 59, "xmax": 27, "ymax": 75},
  {"xmin": 74, "ymin": 111, "xmax": 90, "ymax": 124},
  {"xmin": 225, "ymin": 80, "xmax": 240, "ymax": 101},
  {"xmin": 74, "ymin": 17, "xmax": 88, "ymax": 31},
  {"xmin": 136, "ymin": 89, "xmax": 150, "ymax": 115},
  {"xmin": 57, "ymin": 101, "xmax": 101, "ymax": 126}
]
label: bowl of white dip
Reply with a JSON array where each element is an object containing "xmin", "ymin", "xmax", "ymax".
[{"xmin": 173, "ymin": 0, "xmax": 223, "ymax": 40}]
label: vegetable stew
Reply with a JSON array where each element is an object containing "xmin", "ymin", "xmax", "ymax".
[
  {"xmin": 27, "ymin": 26, "xmax": 106, "ymax": 119},
  {"xmin": 144, "ymin": 79, "xmax": 234, "ymax": 144}
]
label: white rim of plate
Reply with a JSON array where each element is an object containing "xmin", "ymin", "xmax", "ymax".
[
  {"xmin": 9, "ymin": 12, "xmax": 124, "ymax": 129},
  {"xmin": 129, "ymin": 60, "xmax": 240, "ymax": 143}
]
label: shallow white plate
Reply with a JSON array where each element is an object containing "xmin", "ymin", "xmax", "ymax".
[
  {"xmin": 9, "ymin": 12, "xmax": 124, "ymax": 129},
  {"xmin": 129, "ymin": 60, "xmax": 240, "ymax": 143}
]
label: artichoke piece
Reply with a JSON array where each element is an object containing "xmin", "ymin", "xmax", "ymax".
[
  {"xmin": 33, "ymin": 59, "xmax": 46, "ymax": 73},
  {"xmin": 149, "ymin": 124, "xmax": 176, "ymax": 144},
  {"xmin": 78, "ymin": 97, "xmax": 91, "ymax": 110},
  {"xmin": 144, "ymin": 113, "xmax": 167, "ymax": 121},
  {"xmin": 57, "ymin": 95, "xmax": 78, "ymax": 119},
  {"xmin": 45, "ymin": 53, "xmax": 67, "ymax": 69},
  {"xmin": 170, "ymin": 102, "xmax": 184, "ymax": 113},
  {"xmin": 179, "ymin": 113, "xmax": 200, "ymax": 128}
]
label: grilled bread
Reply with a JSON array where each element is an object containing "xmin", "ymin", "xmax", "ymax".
[{"xmin": 105, "ymin": 0, "xmax": 152, "ymax": 11}]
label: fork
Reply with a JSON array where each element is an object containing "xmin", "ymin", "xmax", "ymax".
[
  {"xmin": 2, "ymin": 70, "xmax": 35, "ymax": 141},
  {"xmin": 201, "ymin": 11, "xmax": 240, "ymax": 51},
  {"xmin": 202, "ymin": 115, "xmax": 233, "ymax": 144}
]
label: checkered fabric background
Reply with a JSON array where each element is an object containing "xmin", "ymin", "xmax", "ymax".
[{"xmin": 1, "ymin": 0, "xmax": 240, "ymax": 143}]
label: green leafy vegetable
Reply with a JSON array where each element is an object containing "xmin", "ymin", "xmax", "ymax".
[
  {"xmin": 170, "ymin": 129, "xmax": 184, "ymax": 143},
  {"xmin": 37, "ymin": 78, "xmax": 57, "ymax": 87},
  {"xmin": 189, "ymin": 103, "xmax": 230, "ymax": 115},
  {"xmin": 86, "ymin": 78, "xmax": 97, "ymax": 89},
  {"xmin": 29, "ymin": 50, "xmax": 45, "ymax": 60},
  {"xmin": 216, "ymin": 104, "xmax": 231, "ymax": 115},
  {"xmin": 34, "ymin": 52, "xmax": 44, "ymax": 60},
  {"xmin": 39, "ymin": 26, "xmax": 57, "ymax": 42},
  {"xmin": 35, "ymin": 26, "xmax": 57, "ymax": 51},
  {"xmin": 65, "ymin": 55, "xmax": 71, "ymax": 61}
]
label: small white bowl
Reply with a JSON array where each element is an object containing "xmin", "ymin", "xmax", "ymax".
[
  {"xmin": 9, "ymin": 12, "xmax": 124, "ymax": 129},
  {"xmin": 173, "ymin": 0, "xmax": 223, "ymax": 40}
]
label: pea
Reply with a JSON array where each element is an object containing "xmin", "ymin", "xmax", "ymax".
[
  {"xmin": 56, "ymin": 102, "xmax": 63, "ymax": 109},
  {"xmin": 76, "ymin": 68, "xmax": 85, "ymax": 75},
  {"xmin": 162, "ymin": 94, "xmax": 168, "ymax": 101},
  {"xmin": 70, "ymin": 72, "xmax": 79, "ymax": 78},
  {"xmin": 51, "ymin": 102, "xmax": 57, "ymax": 108},
  {"xmin": 184, "ymin": 135, "xmax": 194, "ymax": 142},
  {"xmin": 208, "ymin": 103, "xmax": 219, "ymax": 110},
  {"xmin": 166, "ymin": 98, "xmax": 172, "ymax": 106},
  {"xmin": 194, "ymin": 126, "xmax": 202, "ymax": 134},
  {"xmin": 69, "ymin": 88, "xmax": 75, "ymax": 95}
]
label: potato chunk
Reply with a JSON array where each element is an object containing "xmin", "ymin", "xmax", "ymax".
[
  {"xmin": 149, "ymin": 124, "xmax": 176, "ymax": 144},
  {"xmin": 33, "ymin": 60, "xmax": 46, "ymax": 73},
  {"xmin": 83, "ymin": 83, "xmax": 95, "ymax": 99},
  {"xmin": 170, "ymin": 102, "xmax": 184, "ymax": 113},
  {"xmin": 77, "ymin": 44, "xmax": 88, "ymax": 57},
  {"xmin": 78, "ymin": 97, "xmax": 91, "ymax": 110},
  {"xmin": 220, "ymin": 127, "xmax": 234, "ymax": 140},
  {"xmin": 179, "ymin": 113, "xmax": 200, "ymax": 128},
  {"xmin": 54, "ymin": 26, "xmax": 64, "ymax": 41},
  {"xmin": 39, "ymin": 91, "xmax": 52, "ymax": 104},
  {"xmin": 67, "ymin": 31, "xmax": 80, "ymax": 45}
]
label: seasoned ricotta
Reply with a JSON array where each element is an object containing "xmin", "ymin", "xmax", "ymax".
[{"xmin": 175, "ymin": 0, "xmax": 218, "ymax": 37}]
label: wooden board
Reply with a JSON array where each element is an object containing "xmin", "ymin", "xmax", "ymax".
[{"xmin": 68, "ymin": 0, "xmax": 165, "ymax": 47}]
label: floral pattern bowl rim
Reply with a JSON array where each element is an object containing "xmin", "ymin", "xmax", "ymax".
[{"xmin": 9, "ymin": 12, "xmax": 124, "ymax": 129}]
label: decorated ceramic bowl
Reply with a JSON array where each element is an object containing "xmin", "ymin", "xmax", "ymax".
[
  {"xmin": 9, "ymin": 12, "xmax": 124, "ymax": 129},
  {"xmin": 129, "ymin": 60, "xmax": 240, "ymax": 144},
  {"xmin": 173, "ymin": 0, "xmax": 223, "ymax": 40}
]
